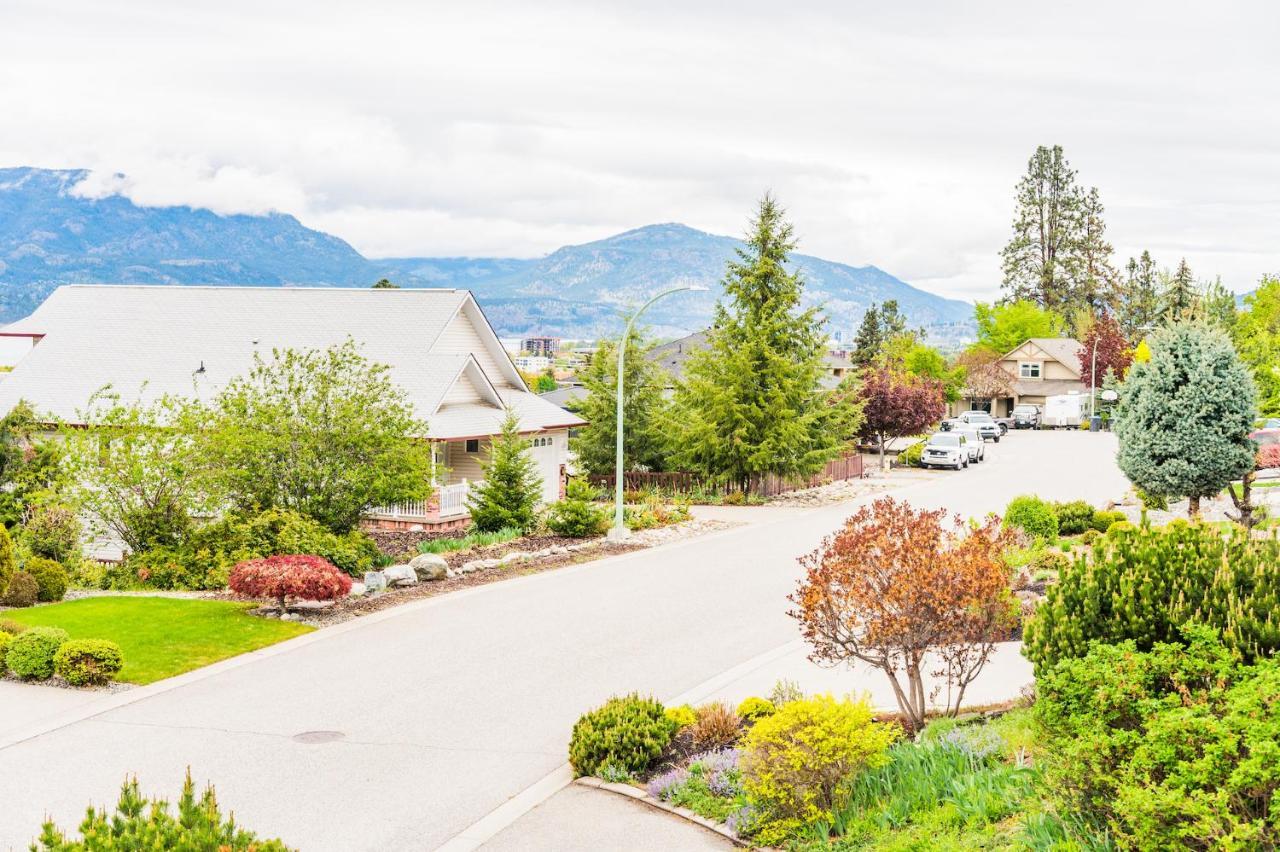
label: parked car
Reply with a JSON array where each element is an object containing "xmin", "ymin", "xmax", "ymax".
[
  {"xmin": 921, "ymin": 432, "xmax": 969, "ymax": 470},
  {"xmin": 954, "ymin": 427, "xmax": 985, "ymax": 463},
  {"xmin": 950, "ymin": 410, "xmax": 1002, "ymax": 442},
  {"xmin": 1012, "ymin": 404, "xmax": 1041, "ymax": 430}
]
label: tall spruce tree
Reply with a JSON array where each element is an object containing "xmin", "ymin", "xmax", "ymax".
[
  {"xmin": 468, "ymin": 409, "xmax": 543, "ymax": 532},
  {"xmin": 670, "ymin": 195, "xmax": 858, "ymax": 492},
  {"xmin": 851, "ymin": 304, "xmax": 883, "ymax": 368},
  {"xmin": 569, "ymin": 328, "xmax": 669, "ymax": 475},
  {"xmin": 1114, "ymin": 323, "xmax": 1257, "ymax": 517},
  {"xmin": 1161, "ymin": 258, "xmax": 1198, "ymax": 322},
  {"xmin": 1119, "ymin": 250, "xmax": 1160, "ymax": 340}
]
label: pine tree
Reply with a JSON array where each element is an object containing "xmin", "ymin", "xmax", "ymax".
[
  {"xmin": 1160, "ymin": 258, "xmax": 1198, "ymax": 322},
  {"xmin": 1114, "ymin": 323, "xmax": 1257, "ymax": 517},
  {"xmin": 670, "ymin": 195, "xmax": 859, "ymax": 492},
  {"xmin": 1196, "ymin": 278, "xmax": 1237, "ymax": 334},
  {"xmin": 1001, "ymin": 145, "xmax": 1083, "ymax": 314},
  {"xmin": 1001, "ymin": 146, "xmax": 1118, "ymax": 332},
  {"xmin": 569, "ymin": 328, "xmax": 668, "ymax": 475},
  {"xmin": 468, "ymin": 409, "xmax": 543, "ymax": 532},
  {"xmin": 1118, "ymin": 250, "xmax": 1160, "ymax": 340}
]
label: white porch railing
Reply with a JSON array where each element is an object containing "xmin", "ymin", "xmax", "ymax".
[
  {"xmin": 365, "ymin": 480, "xmax": 475, "ymax": 521},
  {"xmin": 438, "ymin": 480, "xmax": 472, "ymax": 517}
]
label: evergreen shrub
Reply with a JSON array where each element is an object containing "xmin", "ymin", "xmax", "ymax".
[
  {"xmin": 23, "ymin": 556, "xmax": 69, "ymax": 602},
  {"xmin": 1024, "ymin": 520, "xmax": 1280, "ymax": 673},
  {"xmin": 54, "ymin": 639, "xmax": 125, "ymax": 686},
  {"xmin": 1, "ymin": 571, "xmax": 38, "ymax": 608},
  {"xmin": 544, "ymin": 479, "xmax": 609, "ymax": 538},
  {"xmin": 1052, "ymin": 500, "xmax": 1095, "ymax": 536},
  {"xmin": 568, "ymin": 693, "xmax": 677, "ymax": 777},
  {"xmin": 6, "ymin": 626, "xmax": 70, "ymax": 680}
]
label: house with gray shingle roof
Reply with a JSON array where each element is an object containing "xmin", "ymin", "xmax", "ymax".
[
  {"xmin": 0, "ymin": 285, "xmax": 585, "ymax": 530},
  {"xmin": 952, "ymin": 337, "xmax": 1087, "ymax": 417}
]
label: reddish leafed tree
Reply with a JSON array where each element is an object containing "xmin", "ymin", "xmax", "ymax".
[
  {"xmin": 229, "ymin": 554, "xmax": 352, "ymax": 613},
  {"xmin": 953, "ymin": 349, "xmax": 1013, "ymax": 405},
  {"xmin": 1078, "ymin": 314, "xmax": 1132, "ymax": 388},
  {"xmin": 857, "ymin": 368, "xmax": 946, "ymax": 470},
  {"xmin": 789, "ymin": 497, "xmax": 1017, "ymax": 731}
]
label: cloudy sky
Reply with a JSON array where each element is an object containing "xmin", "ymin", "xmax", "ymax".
[{"xmin": 3, "ymin": 1, "xmax": 1277, "ymax": 300}]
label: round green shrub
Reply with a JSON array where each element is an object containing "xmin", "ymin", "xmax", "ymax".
[
  {"xmin": 545, "ymin": 480, "xmax": 610, "ymax": 538},
  {"xmin": 54, "ymin": 639, "xmax": 124, "ymax": 686},
  {"xmin": 664, "ymin": 704, "xmax": 697, "ymax": 729},
  {"xmin": 1052, "ymin": 500, "xmax": 1095, "ymax": 536},
  {"xmin": 1080, "ymin": 528, "xmax": 1100, "ymax": 545},
  {"xmin": 1028, "ymin": 549, "xmax": 1070, "ymax": 577},
  {"xmin": 0, "ymin": 571, "xmax": 38, "ymax": 608},
  {"xmin": 1090, "ymin": 510, "xmax": 1127, "ymax": 532},
  {"xmin": 0, "ymin": 630, "xmax": 12, "ymax": 671},
  {"xmin": 1003, "ymin": 495, "xmax": 1059, "ymax": 540},
  {"xmin": 737, "ymin": 696, "xmax": 777, "ymax": 722},
  {"xmin": 6, "ymin": 626, "xmax": 70, "ymax": 680},
  {"xmin": 23, "ymin": 556, "xmax": 69, "ymax": 602},
  {"xmin": 568, "ymin": 693, "xmax": 677, "ymax": 777}
]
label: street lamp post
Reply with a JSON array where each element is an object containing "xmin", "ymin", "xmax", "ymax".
[
  {"xmin": 1090, "ymin": 337, "xmax": 1098, "ymax": 419},
  {"xmin": 608, "ymin": 285, "xmax": 705, "ymax": 541}
]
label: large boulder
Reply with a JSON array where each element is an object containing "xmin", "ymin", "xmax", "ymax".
[
  {"xmin": 384, "ymin": 564, "xmax": 417, "ymax": 587},
  {"xmin": 409, "ymin": 553, "xmax": 449, "ymax": 581}
]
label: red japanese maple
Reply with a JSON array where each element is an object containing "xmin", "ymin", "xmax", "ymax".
[
  {"xmin": 1078, "ymin": 314, "xmax": 1132, "ymax": 388},
  {"xmin": 229, "ymin": 554, "xmax": 352, "ymax": 613}
]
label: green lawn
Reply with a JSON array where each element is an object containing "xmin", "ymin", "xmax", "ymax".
[{"xmin": 4, "ymin": 597, "xmax": 313, "ymax": 685}]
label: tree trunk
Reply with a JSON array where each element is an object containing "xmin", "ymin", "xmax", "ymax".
[
  {"xmin": 879, "ymin": 436, "xmax": 889, "ymax": 472},
  {"xmin": 1228, "ymin": 471, "xmax": 1258, "ymax": 530},
  {"xmin": 1188, "ymin": 494, "xmax": 1201, "ymax": 519},
  {"xmin": 278, "ymin": 594, "xmax": 288, "ymax": 615}
]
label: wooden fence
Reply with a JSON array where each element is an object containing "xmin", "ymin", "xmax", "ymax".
[{"xmin": 587, "ymin": 453, "xmax": 864, "ymax": 498}]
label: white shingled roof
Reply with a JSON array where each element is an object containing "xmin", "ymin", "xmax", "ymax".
[{"xmin": 0, "ymin": 285, "xmax": 585, "ymax": 440}]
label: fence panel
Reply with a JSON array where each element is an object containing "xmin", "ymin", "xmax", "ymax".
[{"xmin": 586, "ymin": 453, "xmax": 863, "ymax": 498}]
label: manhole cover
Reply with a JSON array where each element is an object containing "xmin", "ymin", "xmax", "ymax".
[{"xmin": 292, "ymin": 730, "xmax": 345, "ymax": 744}]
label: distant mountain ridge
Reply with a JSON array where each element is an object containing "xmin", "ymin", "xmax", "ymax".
[{"xmin": 0, "ymin": 167, "xmax": 973, "ymax": 339}]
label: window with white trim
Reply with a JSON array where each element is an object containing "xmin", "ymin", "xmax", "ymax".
[{"xmin": 1019, "ymin": 362, "xmax": 1042, "ymax": 379}]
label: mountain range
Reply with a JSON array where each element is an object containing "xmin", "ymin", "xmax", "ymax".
[{"xmin": 0, "ymin": 167, "xmax": 973, "ymax": 339}]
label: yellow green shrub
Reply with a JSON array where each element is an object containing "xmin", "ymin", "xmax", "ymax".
[
  {"xmin": 664, "ymin": 704, "xmax": 697, "ymax": 729},
  {"xmin": 736, "ymin": 696, "xmax": 776, "ymax": 722},
  {"xmin": 740, "ymin": 694, "xmax": 897, "ymax": 843}
]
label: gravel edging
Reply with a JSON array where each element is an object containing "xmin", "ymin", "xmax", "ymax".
[{"xmin": 574, "ymin": 776, "xmax": 765, "ymax": 849}]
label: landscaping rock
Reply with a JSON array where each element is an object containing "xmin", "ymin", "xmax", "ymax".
[
  {"xmin": 409, "ymin": 553, "xmax": 449, "ymax": 581},
  {"xmin": 384, "ymin": 564, "xmax": 417, "ymax": 587},
  {"xmin": 498, "ymin": 551, "xmax": 530, "ymax": 566},
  {"xmin": 363, "ymin": 571, "xmax": 387, "ymax": 593},
  {"xmin": 479, "ymin": 558, "xmax": 501, "ymax": 570},
  {"xmin": 348, "ymin": 582, "xmax": 367, "ymax": 597}
]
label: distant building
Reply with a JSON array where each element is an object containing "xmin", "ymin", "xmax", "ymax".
[
  {"xmin": 514, "ymin": 355, "xmax": 553, "ymax": 373},
  {"xmin": 522, "ymin": 336, "xmax": 560, "ymax": 357},
  {"xmin": 951, "ymin": 337, "xmax": 1086, "ymax": 417}
]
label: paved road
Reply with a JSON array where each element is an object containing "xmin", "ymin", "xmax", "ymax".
[{"xmin": 0, "ymin": 431, "xmax": 1126, "ymax": 850}]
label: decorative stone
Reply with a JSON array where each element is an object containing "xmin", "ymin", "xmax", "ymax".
[
  {"xmin": 479, "ymin": 558, "xmax": 501, "ymax": 569},
  {"xmin": 498, "ymin": 551, "xmax": 529, "ymax": 566},
  {"xmin": 384, "ymin": 564, "xmax": 417, "ymax": 586},
  {"xmin": 363, "ymin": 570, "xmax": 387, "ymax": 593},
  {"xmin": 460, "ymin": 560, "xmax": 483, "ymax": 574},
  {"xmin": 348, "ymin": 582, "xmax": 367, "ymax": 597},
  {"xmin": 409, "ymin": 553, "xmax": 449, "ymax": 581}
]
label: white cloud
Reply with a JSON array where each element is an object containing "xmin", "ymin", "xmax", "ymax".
[{"xmin": 2, "ymin": 0, "xmax": 1278, "ymax": 300}]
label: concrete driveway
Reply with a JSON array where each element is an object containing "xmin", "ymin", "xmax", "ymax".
[{"xmin": 0, "ymin": 431, "xmax": 1126, "ymax": 850}]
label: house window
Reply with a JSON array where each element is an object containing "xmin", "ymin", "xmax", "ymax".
[
  {"xmin": 530, "ymin": 436, "xmax": 553, "ymax": 448},
  {"xmin": 465, "ymin": 439, "xmax": 480, "ymax": 453},
  {"xmin": 1019, "ymin": 362, "xmax": 1042, "ymax": 379}
]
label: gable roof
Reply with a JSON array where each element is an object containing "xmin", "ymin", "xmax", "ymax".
[
  {"xmin": 0, "ymin": 285, "xmax": 584, "ymax": 437},
  {"xmin": 1001, "ymin": 337, "xmax": 1084, "ymax": 377}
]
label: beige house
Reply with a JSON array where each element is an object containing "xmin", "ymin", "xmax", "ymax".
[
  {"xmin": 953, "ymin": 337, "xmax": 1086, "ymax": 417},
  {"xmin": 0, "ymin": 285, "xmax": 585, "ymax": 533}
]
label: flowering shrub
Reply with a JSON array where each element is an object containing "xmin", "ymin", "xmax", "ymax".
[
  {"xmin": 1259, "ymin": 444, "xmax": 1280, "ymax": 469},
  {"xmin": 646, "ymin": 767, "xmax": 689, "ymax": 799},
  {"xmin": 740, "ymin": 694, "xmax": 898, "ymax": 843},
  {"xmin": 228, "ymin": 554, "xmax": 352, "ymax": 613}
]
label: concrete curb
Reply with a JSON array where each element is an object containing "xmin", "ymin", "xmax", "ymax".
[{"xmin": 574, "ymin": 776, "xmax": 758, "ymax": 848}]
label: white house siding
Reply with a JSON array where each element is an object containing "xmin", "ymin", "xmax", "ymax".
[
  {"xmin": 433, "ymin": 310, "xmax": 516, "ymax": 390},
  {"xmin": 440, "ymin": 371, "xmax": 484, "ymax": 405},
  {"xmin": 440, "ymin": 430, "xmax": 567, "ymax": 505}
]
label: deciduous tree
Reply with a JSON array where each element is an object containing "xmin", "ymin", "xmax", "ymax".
[
  {"xmin": 205, "ymin": 339, "xmax": 434, "ymax": 533},
  {"xmin": 671, "ymin": 195, "xmax": 858, "ymax": 491},
  {"xmin": 790, "ymin": 498, "xmax": 1017, "ymax": 732},
  {"xmin": 1115, "ymin": 323, "xmax": 1257, "ymax": 517},
  {"xmin": 857, "ymin": 368, "xmax": 945, "ymax": 470},
  {"xmin": 1078, "ymin": 314, "xmax": 1131, "ymax": 388},
  {"xmin": 1234, "ymin": 276, "xmax": 1280, "ymax": 416},
  {"xmin": 973, "ymin": 300, "xmax": 1065, "ymax": 355}
]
